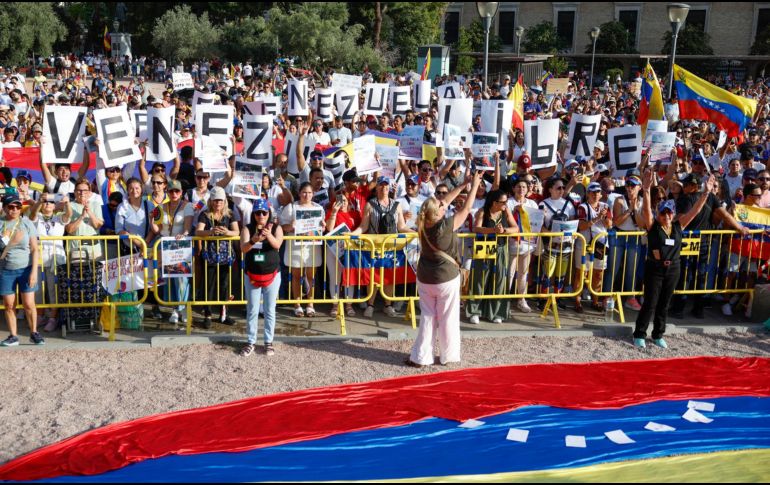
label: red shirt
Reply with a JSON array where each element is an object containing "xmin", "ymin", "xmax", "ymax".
[
  {"xmin": 325, "ymin": 206, "xmax": 358, "ymax": 232},
  {"xmin": 344, "ymin": 185, "xmax": 370, "ymax": 229}
]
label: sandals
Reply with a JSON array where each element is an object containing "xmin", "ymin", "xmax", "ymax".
[
  {"xmin": 591, "ymin": 301, "xmax": 605, "ymax": 312},
  {"xmin": 330, "ymin": 307, "xmax": 339, "ymax": 318},
  {"xmin": 293, "ymin": 306, "xmax": 305, "ymax": 317},
  {"xmin": 346, "ymin": 306, "xmax": 357, "ymax": 317},
  {"xmin": 305, "ymin": 306, "xmax": 316, "ymax": 318},
  {"xmin": 574, "ymin": 300, "xmax": 584, "ymax": 314}
]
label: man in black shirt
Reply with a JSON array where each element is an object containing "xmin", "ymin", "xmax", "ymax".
[{"xmin": 670, "ymin": 173, "xmax": 749, "ymax": 319}]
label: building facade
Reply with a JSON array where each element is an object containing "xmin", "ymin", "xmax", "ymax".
[{"xmin": 443, "ymin": 2, "xmax": 770, "ymax": 57}]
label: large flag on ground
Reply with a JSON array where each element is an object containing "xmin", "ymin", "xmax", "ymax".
[
  {"xmin": 2, "ymin": 357, "xmax": 769, "ymax": 482},
  {"xmin": 508, "ymin": 74, "xmax": 524, "ymax": 132},
  {"xmin": 673, "ymin": 64, "xmax": 756, "ymax": 138},
  {"xmin": 639, "ymin": 63, "xmax": 665, "ymax": 139}
]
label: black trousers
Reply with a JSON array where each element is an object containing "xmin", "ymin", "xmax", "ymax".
[{"xmin": 634, "ymin": 260, "xmax": 680, "ymax": 340}]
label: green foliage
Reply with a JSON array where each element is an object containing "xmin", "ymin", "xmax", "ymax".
[
  {"xmin": 521, "ymin": 21, "xmax": 565, "ymax": 54},
  {"xmin": 454, "ymin": 19, "xmax": 503, "ymax": 75},
  {"xmin": 545, "ymin": 56, "xmax": 568, "ymax": 76},
  {"xmin": 0, "ymin": 3, "xmax": 67, "ymax": 66},
  {"xmin": 219, "ymin": 16, "xmax": 278, "ymax": 64},
  {"xmin": 587, "ymin": 21, "xmax": 637, "ymax": 55},
  {"xmin": 661, "ymin": 24, "xmax": 714, "ymax": 55},
  {"xmin": 751, "ymin": 24, "xmax": 770, "ymax": 55},
  {"xmin": 152, "ymin": 5, "xmax": 221, "ymax": 64},
  {"xmin": 605, "ymin": 67, "xmax": 624, "ymax": 82},
  {"xmin": 263, "ymin": 3, "xmax": 387, "ymax": 74}
]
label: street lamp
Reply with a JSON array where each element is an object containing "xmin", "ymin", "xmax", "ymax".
[
  {"xmin": 476, "ymin": 2, "xmax": 499, "ymax": 90},
  {"xmin": 589, "ymin": 26, "xmax": 601, "ymax": 89},
  {"xmin": 515, "ymin": 25, "xmax": 525, "ymax": 80},
  {"xmin": 667, "ymin": 3, "xmax": 690, "ymax": 99}
]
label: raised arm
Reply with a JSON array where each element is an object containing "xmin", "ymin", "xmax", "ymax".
[
  {"xmin": 453, "ymin": 171, "xmax": 483, "ymax": 232},
  {"xmin": 679, "ymin": 175, "xmax": 715, "ymax": 230},
  {"xmin": 639, "ymin": 169, "xmax": 655, "ymax": 231}
]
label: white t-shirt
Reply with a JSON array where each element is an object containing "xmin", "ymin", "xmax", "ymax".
[
  {"xmin": 724, "ymin": 173, "xmax": 743, "ymax": 198},
  {"xmin": 157, "ymin": 201, "xmax": 194, "ymax": 237},
  {"xmin": 306, "ymin": 130, "xmax": 331, "ymax": 148}
]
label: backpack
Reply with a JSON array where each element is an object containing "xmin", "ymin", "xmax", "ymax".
[
  {"xmin": 542, "ymin": 199, "xmax": 573, "ymax": 253},
  {"xmin": 374, "ymin": 200, "xmax": 398, "ymax": 234}
]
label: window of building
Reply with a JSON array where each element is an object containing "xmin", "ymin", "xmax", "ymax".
[
  {"xmin": 498, "ymin": 11, "xmax": 516, "ymax": 46},
  {"xmin": 757, "ymin": 7, "xmax": 770, "ymax": 40},
  {"xmin": 617, "ymin": 9, "xmax": 639, "ymax": 49},
  {"xmin": 444, "ymin": 11, "xmax": 460, "ymax": 45},
  {"xmin": 687, "ymin": 9, "xmax": 708, "ymax": 32},
  {"xmin": 556, "ymin": 10, "xmax": 576, "ymax": 51}
]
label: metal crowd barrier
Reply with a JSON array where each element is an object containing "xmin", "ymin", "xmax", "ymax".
[
  {"xmin": 0, "ymin": 235, "xmax": 149, "ymax": 341},
  {"xmin": 378, "ymin": 232, "xmax": 589, "ymax": 329},
  {"xmin": 588, "ymin": 229, "xmax": 765, "ymax": 323},
  {"xmin": 152, "ymin": 235, "xmax": 376, "ymax": 336}
]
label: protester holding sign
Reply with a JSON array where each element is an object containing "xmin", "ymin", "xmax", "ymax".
[
  {"xmin": 29, "ymin": 192, "xmax": 70, "ymax": 332},
  {"xmin": 195, "ymin": 187, "xmax": 240, "ymax": 328},
  {"xmin": 507, "ymin": 177, "xmax": 541, "ymax": 313},
  {"xmin": 280, "ymin": 182, "xmax": 325, "ymax": 318},
  {"xmin": 466, "ymin": 189, "xmax": 518, "ymax": 324}
]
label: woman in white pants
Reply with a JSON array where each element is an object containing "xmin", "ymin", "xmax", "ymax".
[{"xmin": 407, "ymin": 171, "xmax": 482, "ymax": 367}]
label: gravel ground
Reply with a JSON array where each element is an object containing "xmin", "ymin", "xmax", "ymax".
[{"xmin": 1, "ymin": 330, "xmax": 769, "ymax": 465}]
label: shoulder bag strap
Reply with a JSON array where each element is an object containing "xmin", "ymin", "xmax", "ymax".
[{"xmin": 419, "ymin": 226, "xmax": 459, "ymax": 268}]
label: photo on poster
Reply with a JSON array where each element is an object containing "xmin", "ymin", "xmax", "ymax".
[{"xmin": 161, "ymin": 238, "xmax": 193, "ymax": 279}]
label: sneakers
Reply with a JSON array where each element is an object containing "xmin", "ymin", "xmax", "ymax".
[
  {"xmin": 239, "ymin": 343, "xmax": 255, "ymax": 357},
  {"xmin": 169, "ymin": 311, "xmax": 179, "ymax": 325},
  {"xmin": 469, "ymin": 315, "xmax": 480, "ymax": 325},
  {"xmin": 517, "ymin": 299, "xmax": 532, "ymax": 313},
  {"xmin": 1, "ymin": 335, "xmax": 19, "ymax": 347},
  {"xmin": 383, "ymin": 305, "xmax": 397, "ymax": 318},
  {"xmin": 633, "ymin": 338, "xmax": 646, "ymax": 348},
  {"xmin": 265, "ymin": 343, "xmax": 275, "ymax": 356},
  {"xmin": 722, "ymin": 303, "xmax": 733, "ymax": 316},
  {"xmin": 202, "ymin": 316, "xmax": 212, "ymax": 329},
  {"xmin": 625, "ymin": 298, "xmax": 642, "ymax": 311},
  {"xmin": 363, "ymin": 305, "xmax": 374, "ymax": 318},
  {"xmin": 152, "ymin": 306, "xmax": 163, "ymax": 320},
  {"xmin": 30, "ymin": 332, "xmax": 45, "ymax": 345},
  {"xmin": 653, "ymin": 338, "xmax": 668, "ymax": 349},
  {"xmin": 393, "ymin": 301, "xmax": 404, "ymax": 313},
  {"xmin": 221, "ymin": 316, "xmax": 236, "ymax": 326},
  {"xmin": 492, "ymin": 317, "xmax": 503, "ymax": 324}
]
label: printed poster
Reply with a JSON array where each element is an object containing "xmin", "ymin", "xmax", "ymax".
[{"xmin": 161, "ymin": 238, "xmax": 193, "ymax": 279}]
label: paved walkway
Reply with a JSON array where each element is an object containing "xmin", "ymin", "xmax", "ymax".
[{"xmin": 4, "ymin": 298, "xmax": 764, "ymax": 350}]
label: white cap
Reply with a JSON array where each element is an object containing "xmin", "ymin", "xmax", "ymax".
[{"xmin": 594, "ymin": 140, "xmax": 605, "ymax": 152}]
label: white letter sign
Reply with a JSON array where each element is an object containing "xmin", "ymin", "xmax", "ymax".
[
  {"xmin": 93, "ymin": 106, "xmax": 142, "ymax": 168},
  {"xmin": 42, "ymin": 106, "xmax": 86, "ymax": 165}
]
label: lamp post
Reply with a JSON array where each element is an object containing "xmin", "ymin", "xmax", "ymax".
[
  {"xmin": 515, "ymin": 25, "xmax": 525, "ymax": 80},
  {"xmin": 476, "ymin": 2, "xmax": 499, "ymax": 90},
  {"xmin": 667, "ymin": 3, "xmax": 690, "ymax": 99},
  {"xmin": 589, "ymin": 26, "xmax": 601, "ymax": 89}
]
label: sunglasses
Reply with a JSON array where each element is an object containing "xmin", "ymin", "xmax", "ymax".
[
  {"xmin": 759, "ymin": 177, "xmax": 770, "ymax": 182},
  {"xmin": 5, "ymin": 204, "xmax": 21, "ymax": 210},
  {"xmin": 748, "ymin": 192, "xmax": 763, "ymax": 197},
  {"xmin": 495, "ymin": 199, "xmax": 508, "ymax": 204},
  {"xmin": 255, "ymin": 210, "xmax": 269, "ymax": 216},
  {"xmin": 107, "ymin": 167, "xmax": 121, "ymax": 173},
  {"xmin": 196, "ymin": 174, "xmax": 210, "ymax": 179},
  {"xmin": 310, "ymin": 155, "xmax": 324, "ymax": 161},
  {"xmin": 152, "ymin": 181, "xmax": 166, "ymax": 185},
  {"xmin": 153, "ymin": 167, "xmax": 165, "ymax": 172},
  {"xmin": 435, "ymin": 191, "xmax": 449, "ymax": 196}
]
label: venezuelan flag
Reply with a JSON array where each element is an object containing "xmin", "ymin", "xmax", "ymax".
[
  {"xmin": 103, "ymin": 25, "xmax": 111, "ymax": 52},
  {"xmin": 673, "ymin": 64, "xmax": 756, "ymax": 137},
  {"xmin": 539, "ymin": 71, "xmax": 553, "ymax": 84},
  {"xmin": 730, "ymin": 204, "xmax": 770, "ymax": 262},
  {"xmin": 421, "ymin": 49, "xmax": 431, "ymax": 81},
  {"xmin": 639, "ymin": 62, "xmax": 665, "ymax": 138},
  {"xmin": 508, "ymin": 74, "xmax": 524, "ymax": 132},
  {"xmin": 3, "ymin": 357, "xmax": 769, "ymax": 482}
]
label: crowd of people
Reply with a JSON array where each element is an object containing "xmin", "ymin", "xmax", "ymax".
[{"xmin": 0, "ymin": 54, "xmax": 766, "ymax": 360}]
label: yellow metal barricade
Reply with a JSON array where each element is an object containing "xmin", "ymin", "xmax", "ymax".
[
  {"xmin": 379, "ymin": 231, "xmax": 588, "ymax": 329},
  {"xmin": 588, "ymin": 229, "xmax": 765, "ymax": 323},
  {"xmin": 1, "ymin": 235, "xmax": 150, "ymax": 341},
  {"xmin": 152, "ymin": 235, "xmax": 376, "ymax": 336}
]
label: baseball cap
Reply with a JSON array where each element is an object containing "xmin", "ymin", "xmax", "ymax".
[
  {"xmin": 252, "ymin": 198, "xmax": 271, "ymax": 213},
  {"xmin": 587, "ymin": 182, "xmax": 602, "ymax": 192},
  {"xmin": 210, "ymin": 186, "xmax": 227, "ymax": 201},
  {"xmin": 310, "ymin": 150, "xmax": 324, "ymax": 160},
  {"xmin": 377, "ymin": 176, "xmax": 391, "ymax": 185},
  {"xmin": 15, "ymin": 170, "xmax": 31, "ymax": 181},
  {"xmin": 682, "ymin": 173, "xmax": 701, "ymax": 186},
  {"xmin": 626, "ymin": 175, "xmax": 642, "ymax": 186},
  {"xmin": 518, "ymin": 153, "xmax": 532, "ymax": 169},
  {"xmin": 31, "ymin": 123, "xmax": 42, "ymax": 133},
  {"xmin": 167, "ymin": 179, "xmax": 182, "ymax": 191},
  {"xmin": 564, "ymin": 159, "xmax": 580, "ymax": 170},
  {"xmin": 366, "ymin": 115, "xmax": 377, "ymax": 124},
  {"xmin": 744, "ymin": 168, "xmax": 759, "ymax": 180},
  {"xmin": 595, "ymin": 163, "xmax": 610, "ymax": 174},
  {"xmin": 594, "ymin": 140, "xmax": 605, "ymax": 152},
  {"xmin": 658, "ymin": 199, "xmax": 676, "ymax": 215},
  {"xmin": 3, "ymin": 194, "xmax": 21, "ymax": 206},
  {"xmin": 407, "ymin": 175, "xmax": 419, "ymax": 185}
]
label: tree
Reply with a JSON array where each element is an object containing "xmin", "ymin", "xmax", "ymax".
[
  {"xmin": 454, "ymin": 19, "xmax": 503, "ymax": 75},
  {"xmin": 265, "ymin": 4, "xmax": 387, "ymax": 74},
  {"xmin": 152, "ymin": 5, "xmax": 221, "ymax": 64},
  {"xmin": 661, "ymin": 24, "xmax": 714, "ymax": 55},
  {"xmin": 545, "ymin": 56, "xmax": 569, "ymax": 77},
  {"xmin": 219, "ymin": 16, "xmax": 278, "ymax": 64},
  {"xmin": 583, "ymin": 21, "xmax": 637, "ymax": 80},
  {"xmin": 521, "ymin": 21, "xmax": 565, "ymax": 54},
  {"xmin": 0, "ymin": 3, "xmax": 67, "ymax": 66}
]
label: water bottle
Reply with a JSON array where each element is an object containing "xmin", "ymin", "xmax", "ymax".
[{"xmin": 605, "ymin": 298, "xmax": 615, "ymax": 323}]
